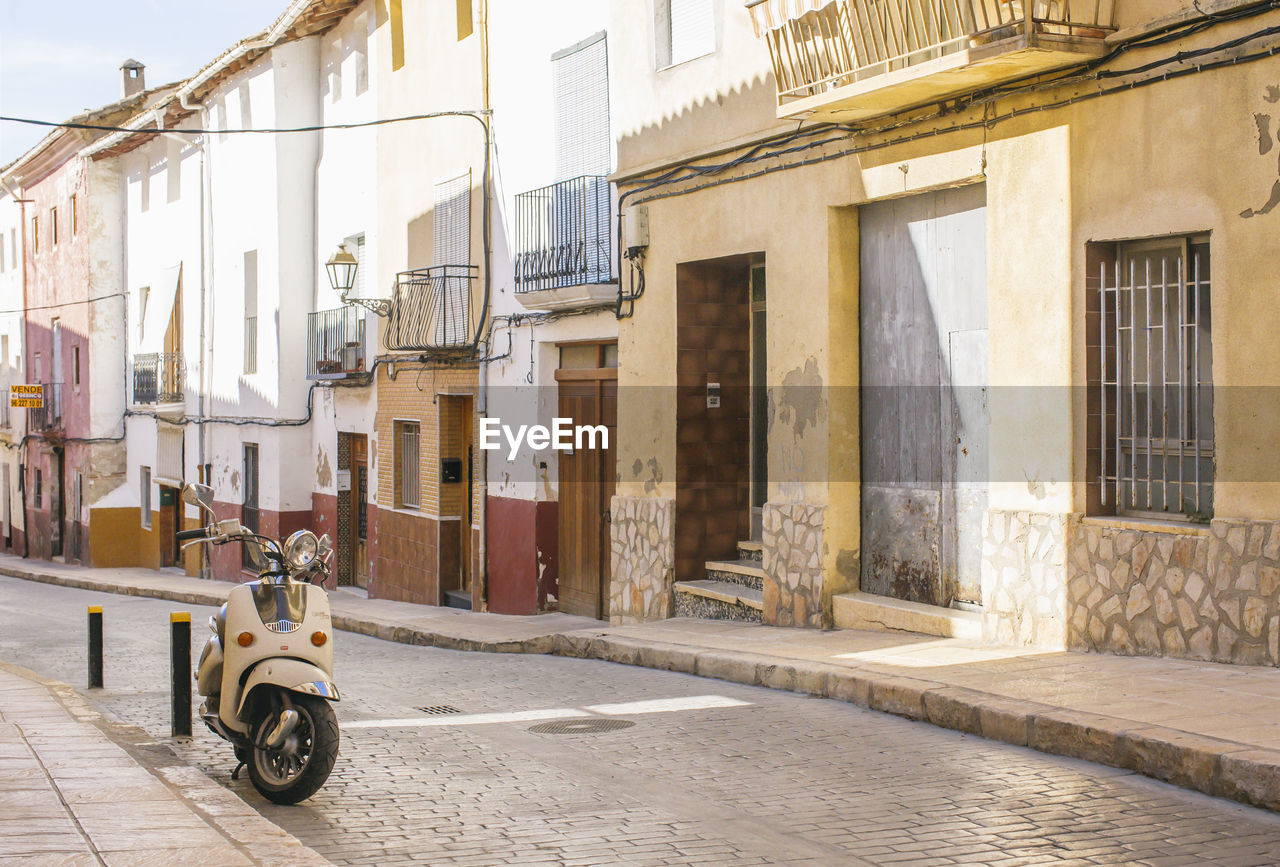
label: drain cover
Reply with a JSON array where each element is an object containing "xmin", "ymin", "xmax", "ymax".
[
  {"xmin": 528, "ymin": 718, "xmax": 636, "ymax": 735},
  {"xmin": 416, "ymin": 705, "xmax": 461, "ymax": 715}
]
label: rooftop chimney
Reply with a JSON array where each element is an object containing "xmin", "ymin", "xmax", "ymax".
[{"xmin": 120, "ymin": 59, "xmax": 145, "ymax": 99}]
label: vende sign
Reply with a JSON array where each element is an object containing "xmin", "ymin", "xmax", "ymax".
[{"xmin": 10, "ymin": 384, "xmax": 43, "ymax": 408}]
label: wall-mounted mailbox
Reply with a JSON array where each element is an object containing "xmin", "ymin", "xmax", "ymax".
[
  {"xmin": 336, "ymin": 470, "xmax": 351, "ymax": 492},
  {"xmin": 707, "ymin": 381, "xmax": 721, "ymax": 409},
  {"xmin": 441, "ymin": 458, "xmax": 463, "ymax": 483}
]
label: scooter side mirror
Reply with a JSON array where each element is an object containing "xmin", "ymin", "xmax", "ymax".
[
  {"xmin": 182, "ymin": 483, "xmax": 216, "ymax": 514},
  {"xmin": 317, "ymin": 534, "xmax": 333, "ymax": 557}
]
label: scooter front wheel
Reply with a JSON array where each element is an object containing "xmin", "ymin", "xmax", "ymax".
[{"xmin": 247, "ymin": 694, "xmax": 339, "ymax": 804}]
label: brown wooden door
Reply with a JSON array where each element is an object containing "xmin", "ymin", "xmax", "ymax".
[{"xmin": 557, "ymin": 374, "xmax": 616, "ymax": 619}]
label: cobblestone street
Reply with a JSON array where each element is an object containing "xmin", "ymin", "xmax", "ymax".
[{"xmin": 4, "ymin": 577, "xmax": 1280, "ymax": 865}]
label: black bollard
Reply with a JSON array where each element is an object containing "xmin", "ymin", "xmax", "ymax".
[
  {"xmin": 170, "ymin": 612, "xmax": 192, "ymax": 737},
  {"xmin": 87, "ymin": 606, "xmax": 103, "ymax": 689}
]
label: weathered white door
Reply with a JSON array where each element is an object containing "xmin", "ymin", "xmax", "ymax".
[{"xmin": 859, "ymin": 184, "xmax": 989, "ymax": 607}]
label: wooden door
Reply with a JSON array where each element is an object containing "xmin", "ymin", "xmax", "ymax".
[
  {"xmin": 859, "ymin": 184, "xmax": 989, "ymax": 608},
  {"xmin": 557, "ymin": 372, "xmax": 617, "ymax": 619},
  {"xmin": 159, "ymin": 486, "xmax": 180, "ymax": 567}
]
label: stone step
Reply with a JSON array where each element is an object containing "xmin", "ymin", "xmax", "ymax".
[
  {"xmin": 704, "ymin": 559, "xmax": 765, "ymax": 590},
  {"xmin": 832, "ymin": 590, "xmax": 982, "ymax": 640},
  {"xmin": 674, "ymin": 580, "xmax": 764, "ymax": 622},
  {"xmin": 737, "ymin": 540, "xmax": 762, "ymax": 562},
  {"xmin": 443, "ymin": 589, "xmax": 472, "ymax": 611}
]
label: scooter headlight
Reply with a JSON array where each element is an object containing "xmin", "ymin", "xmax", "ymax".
[{"xmin": 284, "ymin": 530, "xmax": 319, "ymax": 570}]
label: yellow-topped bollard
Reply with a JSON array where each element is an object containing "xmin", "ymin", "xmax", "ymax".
[
  {"xmin": 171, "ymin": 611, "xmax": 192, "ymax": 737},
  {"xmin": 87, "ymin": 606, "xmax": 103, "ymax": 689}
]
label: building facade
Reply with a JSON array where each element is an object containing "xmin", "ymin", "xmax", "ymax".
[
  {"xmin": 369, "ymin": 0, "xmax": 487, "ymax": 606},
  {"xmin": 0, "ymin": 186, "xmax": 27, "ymax": 555},
  {"xmin": 607, "ymin": 0, "xmax": 1280, "ymax": 667},
  {"xmin": 1, "ymin": 79, "xmax": 166, "ymax": 566},
  {"xmin": 482, "ymin": 1, "xmax": 620, "ymax": 616}
]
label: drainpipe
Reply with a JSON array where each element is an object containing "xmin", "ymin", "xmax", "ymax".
[{"xmin": 476, "ymin": 0, "xmax": 491, "ymax": 611}]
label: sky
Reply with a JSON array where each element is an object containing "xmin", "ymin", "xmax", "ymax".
[{"xmin": 0, "ymin": 0, "xmax": 280, "ymax": 165}]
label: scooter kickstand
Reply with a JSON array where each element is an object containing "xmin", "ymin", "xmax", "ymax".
[{"xmin": 231, "ymin": 760, "xmax": 245, "ymax": 781}]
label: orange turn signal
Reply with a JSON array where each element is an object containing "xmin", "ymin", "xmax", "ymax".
[
  {"xmin": 310, "ymin": 631, "xmax": 328, "ymax": 647},
  {"xmin": 237, "ymin": 631, "xmax": 254, "ymax": 647}
]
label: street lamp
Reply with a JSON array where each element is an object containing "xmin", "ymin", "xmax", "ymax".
[
  {"xmin": 328, "ymin": 243, "xmax": 389, "ymax": 316},
  {"xmin": 326, "ymin": 243, "xmax": 358, "ymax": 294}
]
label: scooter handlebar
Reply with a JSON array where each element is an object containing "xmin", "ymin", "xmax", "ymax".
[{"xmin": 176, "ymin": 528, "xmax": 209, "ymax": 542}]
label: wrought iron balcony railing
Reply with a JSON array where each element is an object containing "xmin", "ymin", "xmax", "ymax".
[
  {"xmin": 386, "ymin": 265, "xmax": 479, "ymax": 353},
  {"xmin": 28, "ymin": 382, "xmax": 63, "ymax": 432},
  {"xmin": 307, "ymin": 307, "xmax": 367, "ymax": 379},
  {"xmin": 133, "ymin": 353, "xmax": 185, "ymax": 404},
  {"xmin": 748, "ymin": 0, "xmax": 1115, "ymax": 117},
  {"xmin": 514, "ymin": 175, "xmax": 614, "ymax": 293}
]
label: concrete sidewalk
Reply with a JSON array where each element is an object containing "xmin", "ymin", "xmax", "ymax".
[
  {"xmin": 0, "ymin": 659, "xmax": 328, "ymax": 865},
  {"xmin": 3, "ymin": 553, "xmax": 1278, "ymax": 813}
]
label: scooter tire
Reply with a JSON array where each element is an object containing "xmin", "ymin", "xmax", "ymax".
[{"xmin": 246, "ymin": 694, "xmax": 340, "ymax": 805}]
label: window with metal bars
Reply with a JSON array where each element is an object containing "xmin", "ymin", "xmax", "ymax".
[
  {"xmin": 395, "ymin": 421, "xmax": 420, "ymax": 509},
  {"xmin": 1091, "ymin": 235, "xmax": 1213, "ymax": 521},
  {"xmin": 433, "ymin": 174, "xmax": 471, "ymax": 346}
]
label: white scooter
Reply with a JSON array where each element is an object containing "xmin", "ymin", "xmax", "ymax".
[{"xmin": 178, "ymin": 483, "xmax": 341, "ymax": 804}]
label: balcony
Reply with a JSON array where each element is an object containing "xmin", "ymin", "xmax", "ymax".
[
  {"xmin": 514, "ymin": 175, "xmax": 616, "ymax": 311},
  {"xmin": 747, "ymin": 0, "xmax": 1115, "ymax": 121},
  {"xmin": 386, "ymin": 265, "xmax": 480, "ymax": 354},
  {"xmin": 307, "ymin": 308, "xmax": 367, "ymax": 380},
  {"xmin": 28, "ymin": 382, "xmax": 63, "ymax": 433},
  {"xmin": 133, "ymin": 353, "xmax": 185, "ymax": 418}
]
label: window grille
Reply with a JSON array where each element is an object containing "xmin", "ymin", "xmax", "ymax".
[
  {"xmin": 1096, "ymin": 237, "xmax": 1213, "ymax": 519},
  {"xmin": 397, "ymin": 422, "xmax": 420, "ymax": 509},
  {"xmin": 433, "ymin": 174, "xmax": 471, "ymax": 346}
]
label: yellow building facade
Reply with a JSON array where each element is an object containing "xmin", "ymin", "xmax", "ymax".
[{"xmin": 607, "ymin": 0, "xmax": 1280, "ymax": 666}]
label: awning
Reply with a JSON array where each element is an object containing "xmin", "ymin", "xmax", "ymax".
[
  {"xmin": 745, "ymin": 0, "xmax": 839, "ymax": 36},
  {"xmin": 138, "ymin": 263, "xmax": 182, "ymax": 355}
]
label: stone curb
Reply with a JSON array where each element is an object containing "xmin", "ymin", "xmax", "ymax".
[
  {"xmin": 0, "ymin": 659, "xmax": 331, "ymax": 865},
  {"xmin": 6, "ymin": 565, "xmax": 1278, "ymax": 813}
]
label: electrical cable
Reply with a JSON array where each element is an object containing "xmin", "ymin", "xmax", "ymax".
[
  {"xmin": 0, "ymin": 109, "xmax": 491, "ymax": 137},
  {"xmin": 612, "ymin": 11, "xmax": 1280, "ymax": 311},
  {"xmin": 0, "ymin": 293, "xmax": 125, "ymax": 316}
]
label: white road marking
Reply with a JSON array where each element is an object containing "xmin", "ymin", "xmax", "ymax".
[
  {"xmin": 583, "ymin": 695, "xmax": 751, "ymax": 715},
  {"xmin": 346, "ymin": 695, "xmax": 752, "ymax": 730}
]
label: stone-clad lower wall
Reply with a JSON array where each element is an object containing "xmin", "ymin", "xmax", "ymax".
[
  {"xmin": 609, "ymin": 496, "xmax": 675, "ymax": 624},
  {"xmin": 983, "ymin": 509, "xmax": 1280, "ymax": 666},
  {"xmin": 762, "ymin": 503, "xmax": 825, "ymax": 628},
  {"xmin": 1068, "ymin": 518, "xmax": 1280, "ymax": 667},
  {"xmin": 982, "ymin": 511, "xmax": 1069, "ymax": 648}
]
